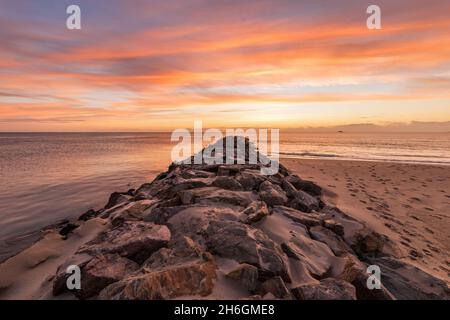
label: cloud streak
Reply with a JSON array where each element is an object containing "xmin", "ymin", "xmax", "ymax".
[{"xmin": 1, "ymin": 0, "xmax": 450, "ymax": 131}]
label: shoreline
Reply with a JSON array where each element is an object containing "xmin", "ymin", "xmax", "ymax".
[
  {"xmin": 280, "ymin": 156, "xmax": 450, "ymax": 167},
  {"xmin": 2, "ymin": 158, "xmax": 449, "ymax": 274},
  {"xmin": 0, "ymin": 151, "xmax": 449, "ymax": 299},
  {"xmin": 283, "ymin": 158, "xmax": 450, "ymax": 284}
]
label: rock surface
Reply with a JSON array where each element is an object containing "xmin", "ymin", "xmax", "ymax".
[
  {"xmin": 291, "ymin": 278, "xmax": 357, "ymax": 300},
  {"xmin": 49, "ymin": 136, "xmax": 449, "ymax": 300}
]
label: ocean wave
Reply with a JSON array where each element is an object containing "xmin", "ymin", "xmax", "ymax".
[{"xmin": 279, "ymin": 151, "xmax": 450, "ymax": 165}]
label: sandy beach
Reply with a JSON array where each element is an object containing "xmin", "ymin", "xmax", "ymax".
[
  {"xmin": 1, "ymin": 146, "xmax": 449, "ymax": 300},
  {"xmin": 283, "ymin": 158, "xmax": 450, "ymax": 283}
]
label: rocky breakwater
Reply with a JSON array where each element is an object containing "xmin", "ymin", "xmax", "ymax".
[{"xmin": 51, "ymin": 137, "xmax": 450, "ymax": 300}]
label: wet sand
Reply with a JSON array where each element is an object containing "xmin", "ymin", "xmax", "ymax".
[{"xmin": 283, "ymin": 158, "xmax": 450, "ymax": 284}]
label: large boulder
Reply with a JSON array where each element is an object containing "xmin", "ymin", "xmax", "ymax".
[
  {"xmin": 240, "ymin": 201, "xmax": 269, "ymax": 224},
  {"xmin": 292, "ymin": 278, "xmax": 356, "ymax": 300},
  {"xmin": 258, "ymin": 181, "xmax": 288, "ymax": 206},
  {"xmin": 273, "ymin": 206, "xmax": 322, "ymax": 228},
  {"xmin": 349, "ymin": 228, "xmax": 386, "ymax": 257},
  {"xmin": 53, "ymin": 254, "xmax": 93, "ymax": 296},
  {"xmin": 78, "ymin": 221, "xmax": 171, "ymax": 264},
  {"xmin": 76, "ymin": 254, "xmax": 139, "ymax": 299},
  {"xmin": 310, "ymin": 225, "xmax": 352, "ymax": 256},
  {"xmin": 260, "ymin": 276, "xmax": 292, "ymax": 299},
  {"xmin": 235, "ymin": 170, "xmax": 266, "ymax": 191},
  {"xmin": 109, "ymin": 200, "xmax": 157, "ymax": 226},
  {"xmin": 204, "ymin": 220, "xmax": 290, "ymax": 281},
  {"xmin": 368, "ymin": 257, "xmax": 450, "ymax": 300},
  {"xmin": 288, "ymin": 189, "xmax": 320, "ymax": 213},
  {"xmin": 143, "ymin": 205, "xmax": 202, "ymax": 224},
  {"xmin": 285, "ymin": 175, "xmax": 322, "ymax": 196},
  {"xmin": 99, "ymin": 237, "xmax": 217, "ymax": 300},
  {"xmin": 280, "ymin": 235, "xmax": 335, "ymax": 279},
  {"xmin": 99, "ymin": 259, "xmax": 216, "ymax": 300},
  {"xmin": 212, "ymin": 176, "xmax": 243, "ymax": 190},
  {"xmin": 226, "ymin": 263, "xmax": 259, "ymax": 292},
  {"xmin": 104, "ymin": 191, "xmax": 133, "ymax": 209},
  {"xmin": 179, "ymin": 187, "xmax": 257, "ymax": 207}
]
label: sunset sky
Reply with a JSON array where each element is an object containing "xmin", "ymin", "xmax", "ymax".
[{"xmin": 1, "ymin": 0, "xmax": 450, "ymax": 131}]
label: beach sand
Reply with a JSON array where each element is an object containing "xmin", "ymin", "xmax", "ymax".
[
  {"xmin": 0, "ymin": 157, "xmax": 448, "ymax": 299},
  {"xmin": 283, "ymin": 158, "xmax": 450, "ymax": 284}
]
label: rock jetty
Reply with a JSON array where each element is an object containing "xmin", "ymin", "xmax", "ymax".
[{"xmin": 51, "ymin": 137, "xmax": 450, "ymax": 300}]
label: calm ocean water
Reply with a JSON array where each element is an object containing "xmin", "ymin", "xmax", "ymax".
[{"xmin": 0, "ymin": 131, "xmax": 449, "ymax": 261}]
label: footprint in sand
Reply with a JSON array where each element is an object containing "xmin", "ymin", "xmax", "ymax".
[
  {"xmin": 427, "ymin": 244, "xmax": 440, "ymax": 253},
  {"xmin": 384, "ymin": 223, "xmax": 399, "ymax": 232},
  {"xmin": 409, "ymin": 249, "xmax": 424, "ymax": 259},
  {"xmin": 400, "ymin": 236, "xmax": 412, "ymax": 243},
  {"xmin": 403, "ymin": 229, "xmax": 416, "ymax": 236}
]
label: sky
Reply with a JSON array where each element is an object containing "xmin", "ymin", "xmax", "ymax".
[{"xmin": 1, "ymin": 0, "xmax": 450, "ymax": 132}]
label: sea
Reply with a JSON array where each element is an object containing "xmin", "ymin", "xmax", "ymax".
[{"xmin": 1, "ymin": 131, "xmax": 449, "ymax": 261}]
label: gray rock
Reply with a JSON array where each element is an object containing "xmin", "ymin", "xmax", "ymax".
[
  {"xmin": 53, "ymin": 253, "xmax": 93, "ymax": 296},
  {"xmin": 70, "ymin": 254, "xmax": 139, "ymax": 299},
  {"xmin": 226, "ymin": 263, "xmax": 259, "ymax": 292},
  {"xmin": 79, "ymin": 221, "xmax": 170, "ymax": 264},
  {"xmin": 350, "ymin": 228, "xmax": 386, "ymax": 257},
  {"xmin": 205, "ymin": 220, "xmax": 290, "ymax": 281},
  {"xmin": 292, "ymin": 278, "xmax": 356, "ymax": 300},
  {"xmin": 259, "ymin": 181, "xmax": 288, "ymax": 206},
  {"xmin": 332, "ymin": 253, "xmax": 365, "ymax": 283},
  {"xmin": 100, "ymin": 237, "xmax": 216, "ymax": 300},
  {"xmin": 235, "ymin": 170, "xmax": 266, "ymax": 190},
  {"xmin": 110, "ymin": 200, "xmax": 157, "ymax": 226},
  {"xmin": 310, "ymin": 225, "xmax": 352, "ymax": 256},
  {"xmin": 99, "ymin": 259, "xmax": 217, "ymax": 300},
  {"xmin": 351, "ymin": 272, "xmax": 396, "ymax": 300},
  {"xmin": 273, "ymin": 206, "xmax": 322, "ymax": 227},
  {"xmin": 280, "ymin": 235, "xmax": 334, "ymax": 279},
  {"xmin": 368, "ymin": 257, "xmax": 450, "ymax": 300},
  {"xmin": 212, "ymin": 176, "xmax": 243, "ymax": 190},
  {"xmin": 281, "ymin": 179, "xmax": 298, "ymax": 197},
  {"xmin": 323, "ymin": 219, "xmax": 345, "ymax": 236},
  {"xmin": 261, "ymin": 276, "xmax": 292, "ymax": 299},
  {"xmin": 179, "ymin": 187, "xmax": 257, "ymax": 207},
  {"xmin": 78, "ymin": 209, "xmax": 97, "ymax": 222},
  {"xmin": 180, "ymin": 169, "xmax": 215, "ymax": 179},
  {"xmin": 241, "ymin": 201, "xmax": 269, "ymax": 224},
  {"xmin": 143, "ymin": 205, "xmax": 200, "ymax": 224},
  {"xmin": 288, "ymin": 189, "xmax": 320, "ymax": 213},
  {"xmin": 105, "ymin": 192, "xmax": 133, "ymax": 209},
  {"xmin": 285, "ymin": 175, "xmax": 322, "ymax": 196}
]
